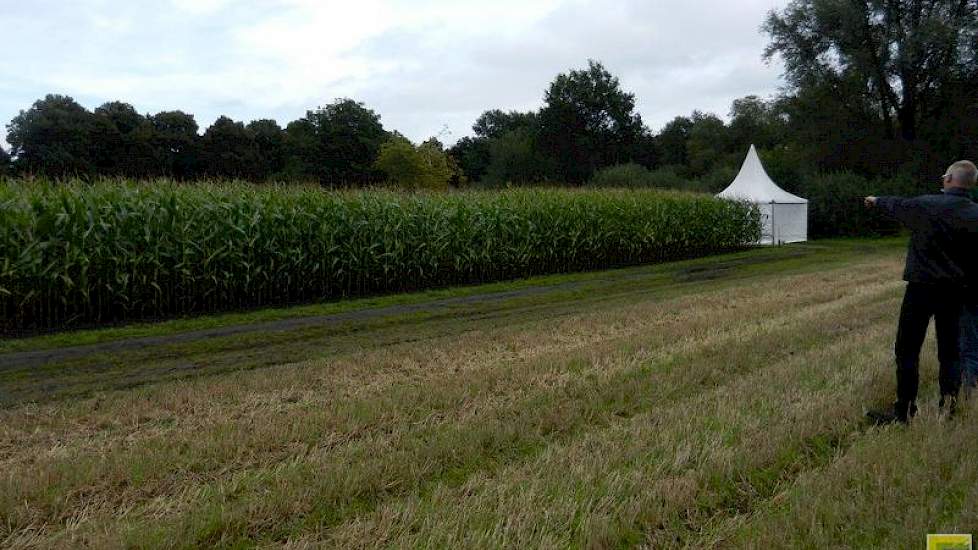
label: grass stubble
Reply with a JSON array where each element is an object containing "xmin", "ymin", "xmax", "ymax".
[{"xmin": 2, "ymin": 243, "xmax": 974, "ymax": 548}]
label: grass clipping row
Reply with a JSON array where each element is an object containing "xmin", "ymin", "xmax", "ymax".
[{"xmin": 0, "ymin": 179, "xmax": 761, "ymax": 332}]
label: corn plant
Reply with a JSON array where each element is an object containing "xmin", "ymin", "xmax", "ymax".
[{"xmin": 0, "ymin": 178, "xmax": 760, "ymax": 333}]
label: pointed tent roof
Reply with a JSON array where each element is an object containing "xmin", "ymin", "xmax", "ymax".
[{"xmin": 717, "ymin": 145, "xmax": 807, "ymax": 204}]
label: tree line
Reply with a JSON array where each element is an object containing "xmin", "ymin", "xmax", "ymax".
[
  {"xmin": 3, "ymin": 0, "xmax": 976, "ymax": 194},
  {"xmin": 1, "ymin": 96, "xmax": 401, "ymax": 185}
]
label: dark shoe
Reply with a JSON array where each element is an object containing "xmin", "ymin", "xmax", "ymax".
[
  {"xmin": 867, "ymin": 401, "xmax": 917, "ymax": 425},
  {"xmin": 939, "ymin": 394, "xmax": 959, "ymax": 418}
]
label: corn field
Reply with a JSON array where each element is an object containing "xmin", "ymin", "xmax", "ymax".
[{"xmin": 0, "ymin": 179, "xmax": 760, "ymax": 333}]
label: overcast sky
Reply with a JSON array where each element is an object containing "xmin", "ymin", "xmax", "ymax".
[{"xmin": 0, "ymin": 0, "xmax": 789, "ymax": 148}]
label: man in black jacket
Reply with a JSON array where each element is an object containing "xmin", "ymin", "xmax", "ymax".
[
  {"xmin": 964, "ymin": 184, "xmax": 978, "ymax": 396},
  {"xmin": 865, "ymin": 160, "xmax": 978, "ymax": 424}
]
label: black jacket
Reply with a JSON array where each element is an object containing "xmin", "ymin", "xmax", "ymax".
[{"xmin": 876, "ymin": 188, "xmax": 978, "ymax": 287}]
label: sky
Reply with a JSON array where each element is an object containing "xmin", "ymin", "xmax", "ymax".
[{"xmin": 0, "ymin": 0, "xmax": 790, "ymax": 148}]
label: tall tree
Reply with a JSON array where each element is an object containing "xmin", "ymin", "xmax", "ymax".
[
  {"xmin": 484, "ymin": 127, "xmax": 557, "ymax": 185},
  {"xmin": 0, "ymin": 145, "xmax": 10, "ymax": 176},
  {"xmin": 151, "ymin": 111, "xmax": 199, "ymax": 179},
  {"xmin": 685, "ymin": 111, "xmax": 730, "ymax": 176},
  {"xmin": 6, "ymin": 94, "xmax": 96, "ymax": 176},
  {"xmin": 448, "ymin": 110, "xmax": 538, "ymax": 184},
  {"xmin": 305, "ymin": 99, "xmax": 388, "ymax": 185},
  {"xmin": 282, "ymin": 119, "xmax": 319, "ymax": 181},
  {"xmin": 765, "ymin": 0, "xmax": 978, "ymax": 142},
  {"xmin": 537, "ymin": 60, "xmax": 649, "ymax": 183},
  {"xmin": 776, "ymin": 75, "xmax": 895, "ymax": 174},
  {"xmin": 375, "ymin": 135, "xmax": 426, "ymax": 189},
  {"xmin": 200, "ymin": 116, "xmax": 260, "ymax": 180},
  {"xmin": 727, "ymin": 95, "xmax": 785, "ymax": 152},
  {"xmin": 417, "ymin": 137, "xmax": 454, "ymax": 189},
  {"xmin": 246, "ymin": 119, "xmax": 286, "ymax": 180},
  {"xmin": 919, "ymin": 74, "xmax": 978, "ymax": 165},
  {"xmin": 92, "ymin": 101, "xmax": 157, "ymax": 177},
  {"xmin": 448, "ymin": 136, "xmax": 492, "ymax": 183},
  {"xmin": 472, "ymin": 110, "xmax": 537, "ymax": 139},
  {"xmin": 655, "ymin": 116, "xmax": 693, "ymax": 167},
  {"xmin": 374, "ymin": 135, "xmax": 453, "ymax": 190}
]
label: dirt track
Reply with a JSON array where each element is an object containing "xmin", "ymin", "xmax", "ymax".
[
  {"xmin": 0, "ymin": 286, "xmax": 565, "ymax": 371},
  {"xmin": 0, "ymin": 251, "xmax": 805, "ymax": 372}
]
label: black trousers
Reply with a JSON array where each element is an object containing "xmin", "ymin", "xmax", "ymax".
[{"xmin": 895, "ymin": 282, "xmax": 962, "ymax": 405}]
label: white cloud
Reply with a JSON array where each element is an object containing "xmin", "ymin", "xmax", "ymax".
[
  {"xmin": 169, "ymin": 0, "xmax": 233, "ymax": 15},
  {"xmin": 89, "ymin": 14, "xmax": 134, "ymax": 33}
]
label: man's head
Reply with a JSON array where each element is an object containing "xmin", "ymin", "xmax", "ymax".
[{"xmin": 943, "ymin": 160, "xmax": 978, "ymax": 190}]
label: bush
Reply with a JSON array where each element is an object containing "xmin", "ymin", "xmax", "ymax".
[
  {"xmin": 589, "ymin": 163, "xmax": 740, "ymax": 195},
  {"xmin": 757, "ymin": 147, "xmax": 810, "ymax": 194},
  {"xmin": 0, "ymin": 180, "xmax": 760, "ymax": 333},
  {"xmin": 588, "ymin": 164, "xmax": 688, "ymax": 190},
  {"xmin": 482, "ymin": 128, "xmax": 558, "ymax": 186},
  {"xmin": 0, "ymin": 147, "xmax": 10, "ymax": 177},
  {"xmin": 588, "ymin": 163, "xmax": 652, "ymax": 188},
  {"xmin": 694, "ymin": 165, "xmax": 738, "ymax": 194},
  {"xmin": 801, "ymin": 172, "xmax": 918, "ymax": 238},
  {"xmin": 374, "ymin": 137, "xmax": 452, "ymax": 191}
]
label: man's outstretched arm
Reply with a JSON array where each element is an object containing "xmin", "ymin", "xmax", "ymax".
[{"xmin": 865, "ymin": 196, "xmax": 928, "ymax": 230}]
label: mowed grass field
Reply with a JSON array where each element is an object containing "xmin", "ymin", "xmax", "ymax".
[{"xmin": 2, "ymin": 238, "xmax": 977, "ymax": 548}]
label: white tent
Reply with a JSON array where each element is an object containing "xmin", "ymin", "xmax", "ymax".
[{"xmin": 717, "ymin": 145, "xmax": 808, "ymax": 245}]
